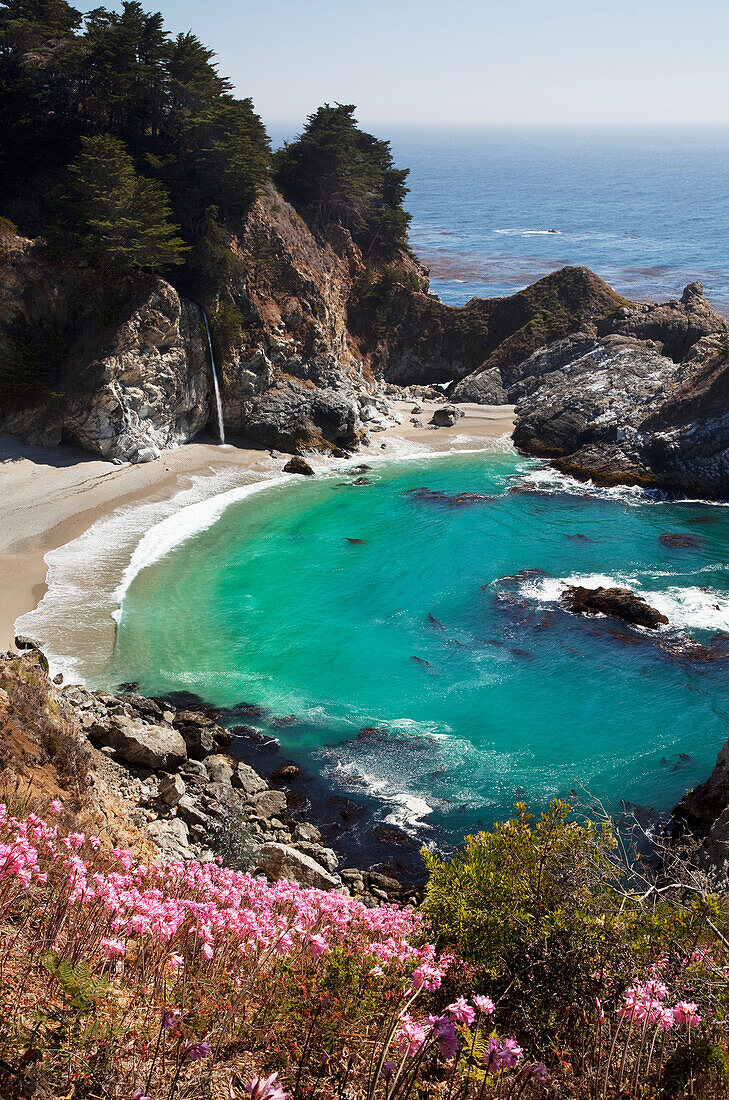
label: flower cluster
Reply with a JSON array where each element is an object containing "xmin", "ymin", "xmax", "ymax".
[{"xmin": 619, "ymin": 979, "xmax": 702, "ymax": 1031}]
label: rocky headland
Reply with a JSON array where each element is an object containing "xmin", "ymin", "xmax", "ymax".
[{"xmin": 510, "ymin": 283, "xmax": 729, "ymax": 497}]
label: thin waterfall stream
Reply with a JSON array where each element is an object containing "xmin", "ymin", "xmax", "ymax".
[{"xmin": 201, "ymin": 308, "xmax": 225, "ymax": 444}]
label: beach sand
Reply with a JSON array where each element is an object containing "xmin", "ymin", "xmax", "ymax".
[{"xmin": 0, "ymin": 400, "xmax": 515, "ymax": 651}]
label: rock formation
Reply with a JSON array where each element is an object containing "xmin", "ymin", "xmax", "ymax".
[
  {"xmin": 561, "ymin": 585, "xmax": 669, "ymax": 630},
  {"xmin": 0, "ymin": 233, "xmax": 209, "ymax": 462},
  {"xmin": 512, "ymin": 284, "xmax": 729, "ymax": 497}
]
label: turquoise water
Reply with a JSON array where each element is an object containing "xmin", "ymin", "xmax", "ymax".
[{"xmin": 106, "ymin": 450, "xmax": 729, "ymax": 849}]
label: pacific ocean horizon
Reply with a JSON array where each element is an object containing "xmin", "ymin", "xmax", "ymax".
[{"xmin": 271, "ymin": 123, "xmax": 729, "ymax": 313}]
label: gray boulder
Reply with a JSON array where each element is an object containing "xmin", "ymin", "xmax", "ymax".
[
  {"xmin": 158, "ymin": 773, "xmax": 186, "ymax": 806},
  {"xmin": 430, "ymin": 405, "xmax": 463, "ymax": 427},
  {"xmin": 253, "ymin": 789, "xmax": 288, "ymax": 820},
  {"xmin": 233, "ymin": 762, "xmax": 267, "ymax": 798},
  {"xmin": 146, "ymin": 818, "xmax": 191, "ymax": 859},
  {"xmin": 205, "ymin": 754, "xmax": 234, "ymax": 785},
  {"xmin": 256, "ymin": 843, "xmax": 339, "ymax": 889},
  {"xmin": 90, "ymin": 715, "xmax": 187, "ymax": 770}
]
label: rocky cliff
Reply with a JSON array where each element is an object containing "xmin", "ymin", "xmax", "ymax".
[
  {"xmin": 0, "ymin": 203, "xmax": 641, "ymax": 462},
  {"xmin": 512, "ymin": 283, "xmax": 729, "ymax": 497},
  {"xmin": 0, "ymin": 231, "xmax": 209, "ymax": 462}
]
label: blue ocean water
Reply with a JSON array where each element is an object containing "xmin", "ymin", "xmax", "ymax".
[
  {"xmin": 105, "ymin": 452, "xmax": 729, "ymax": 850},
  {"xmin": 272, "ymin": 124, "xmax": 729, "ymax": 311},
  {"xmin": 387, "ymin": 127, "xmax": 729, "ymax": 310}
]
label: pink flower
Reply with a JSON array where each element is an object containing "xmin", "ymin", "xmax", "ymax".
[
  {"xmin": 446, "ymin": 996, "xmax": 475, "ymax": 1026},
  {"xmin": 308, "ymin": 933, "xmax": 327, "ymax": 957},
  {"xmin": 245, "ymin": 1072, "xmax": 289, "ymax": 1100},
  {"xmin": 49, "ymin": 800, "xmax": 62, "ymax": 815},
  {"xmin": 396, "ymin": 1014, "xmax": 428, "ymax": 1056},
  {"xmin": 500, "ymin": 1038, "xmax": 524, "ymax": 1069},
  {"xmin": 411, "ymin": 962, "xmax": 443, "ymax": 991},
  {"xmin": 520, "ymin": 1062, "xmax": 548, "ymax": 1086},
  {"xmin": 183, "ymin": 1038, "xmax": 210, "ymax": 1062},
  {"xmin": 673, "ymin": 1001, "xmax": 701, "ymax": 1028},
  {"xmin": 201, "ymin": 941, "xmax": 214, "ymax": 960},
  {"xmin": 100, "ymin": 937, "xmax": 126, "ymax": 958},
  {"xmin": 427, "ymin": 1015, "xmax": 460, "ymax": 1059},
  {"xmin": 473, "ymin": 993, "xmax": 495, "ymax": 1015}
]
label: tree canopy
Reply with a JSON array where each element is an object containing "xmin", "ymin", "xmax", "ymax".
[
  {"xmin": 273, "ymin": 104, "xmax": 410, "ymax": 258},
  {"xmin": 0, "ymin": 5, "xmax": 411, "ymax": 283},
  {"xmin": 0, "ymin": 0, "xmax": 269, "ymax": 283}
]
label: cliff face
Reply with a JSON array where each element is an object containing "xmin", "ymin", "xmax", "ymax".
[
  {"xmin": 512, "ymin": 284, "xmax": 729, "ymax": 497},
  {"xmin": 0, "ymin": 204, "xmax": 636, "ymax": 462},
  {"xmin": 350, "ymin": 265, "xmax": 629, "ymax": 391},
  {"xmin": 0, "ymin": 233, "xmax": 209, "ymax": 462}
]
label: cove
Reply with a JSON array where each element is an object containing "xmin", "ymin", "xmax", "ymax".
[{"xmin": 103, "ymin": 448, "xmax": 729, "ymax": 850}]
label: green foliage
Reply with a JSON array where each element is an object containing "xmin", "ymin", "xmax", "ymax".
[
  {"xmin": 422, "ymin": 801, "xmax": 641, "ymax": 1044},
  {"xmin": 273, "ymin": 103, "xmax": 410, "ymax": 258},
  {"xmin": 662, "ymin": 1039, "xmax": 729, "ymax": 1097},
  {"xmin": 41, "ymin": 951, "xmax": 110, "ymax": 1014},
  {"xmin": 65, "ymin": 133, "xmax": 187, "ymax": 271},
  {"xmin": 0, "ymin": 0, "xmax": 270, "ymax": 290}
]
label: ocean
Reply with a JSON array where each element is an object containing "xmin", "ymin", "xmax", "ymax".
[
  {"xmin": 386, "ymin": 126, "xmax": 729, "ymax": 311},
  {"xmin": 102, "ymin": 450, "xmax": 729, "ymax": 857}
]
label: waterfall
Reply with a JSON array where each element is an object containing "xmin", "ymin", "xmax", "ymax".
[{"xmin": 201, "ymin": 307, "xmax": 225, "ymax": 444}]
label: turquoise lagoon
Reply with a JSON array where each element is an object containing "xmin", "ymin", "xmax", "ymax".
[{"xmin": 105, "ymin": 449, "xmax": 729, "ymax": 848}]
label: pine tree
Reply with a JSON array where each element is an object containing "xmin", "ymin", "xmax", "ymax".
[
  {"xmin": 273, "ymin": 104, "xmax": 410, "ymax": 257},
  {"xmin": 68, "ymin": 133, "xmax": 187, "ymax": 271}
]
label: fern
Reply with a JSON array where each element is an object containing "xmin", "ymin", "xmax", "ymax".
[{"xmin": 41, "ymin": 951, "xmax": 110, "ymax": 1014}]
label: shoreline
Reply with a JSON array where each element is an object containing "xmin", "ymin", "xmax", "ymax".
[{"xmin": 0, "ymin": 400, "xmax": 515, "ymax": 657}]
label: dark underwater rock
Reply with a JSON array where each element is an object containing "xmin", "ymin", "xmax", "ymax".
[
  {"xmin": 659, "ymin": 532, "xmax": 703, "ymax": 549},
  {"xmin": 404, "ymin": 487, "xmax": 495, "ymax": 507}
]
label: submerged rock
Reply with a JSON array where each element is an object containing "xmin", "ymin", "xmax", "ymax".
[
  {"xmin": 660, "ymin": 532, "xmax": 703, "ymax": 549},
  {"xmin": 562, "ymin": 585, "xmax": 669, "ymax": 630}
]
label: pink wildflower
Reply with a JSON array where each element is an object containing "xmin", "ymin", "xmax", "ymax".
[
  {"xmin": 49, "ymin": 800, "xmax": 62, "ymax": 814},
  {"xmin": 473, "ymin": 993, "xmax": 495, "ymax": 1015},
  {"xmin": 245, "ymin": 1072, "xmax": 289, "ymax": 1100},
  {"xmin": 673, "ymin": 1001, "xmax": 701, "ymax": 1028},
  {"xmin": 183, "ymin": 1038, "xmax": 211, "ymax": 1062},
  {"xmin": 411, "ymin": 962, "xmax": 443, "ymax": 991},
  {"xmin": 396, "ymin": 1014, "xmax": 428, "ymax": 1056},
  {"xmin": 446, "ymin": 996, "xmax": 475, "ymax": 1026},
  {"xmin": 100, "ymin": 937, "xmax": 126, "ymax": 958},
  {"xmin": 308, "ymin": 933, "xmax": 327, "ymax": 957}
]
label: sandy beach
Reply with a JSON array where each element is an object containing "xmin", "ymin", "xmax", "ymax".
[{"xmin": 0, "ymin": 400, "xmax": 514, "ymax": 654}]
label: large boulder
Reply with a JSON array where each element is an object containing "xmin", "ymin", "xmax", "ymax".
[
  {"xmin": 429, "ymin": 405, "xmax": 462, "ymax": 427},
  {"xmin": 90, "ymin": 715, "xmax": 187, "ymax": 770},
  {"xmin": 146, "ymin": 818, "xmax": 192, "ymax": 860},
  {"xmin": 256, "ymin": 842, "xmax": 339, "ymax": 889},
  {"xmin": 561, "ymin": 585, "xmax": 669, "ymax": 630}
]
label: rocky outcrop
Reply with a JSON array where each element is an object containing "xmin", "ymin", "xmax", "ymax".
[
  {"xmin": 0, "ymin": 234, "xmax": 210, "ymax": 462},
  {"xmin": 512, "ymin": 286, "xmax": 729, "ymax": 496},
  {"xmin": 350, "ymin": 266, "xmax": 628, "ymax": 390},
  {"xmin": 674, "ymin": 739, "xmax": 729, "ymax": 877},
  {"xmin": 562, "ymin": 585, "xmax": 669, "ymax": 630}
]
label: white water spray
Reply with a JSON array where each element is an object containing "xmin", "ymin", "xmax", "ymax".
[{"xmin": 201, "ymin": 307, "xmax": 225, "ymax": 443}]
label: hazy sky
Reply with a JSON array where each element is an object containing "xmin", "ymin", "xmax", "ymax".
[{"xmin": 98, "ymin": 1, "xmax": 729, "ymax": 130}]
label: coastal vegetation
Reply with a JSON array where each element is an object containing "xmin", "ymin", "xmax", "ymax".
[
  {"xmin": 0, "ymin": 2, "xmax": 410, "ymax": 283},
  {"xmin": 1, "ymin": 788, "xmax": 729, "ymax": 1099}
]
